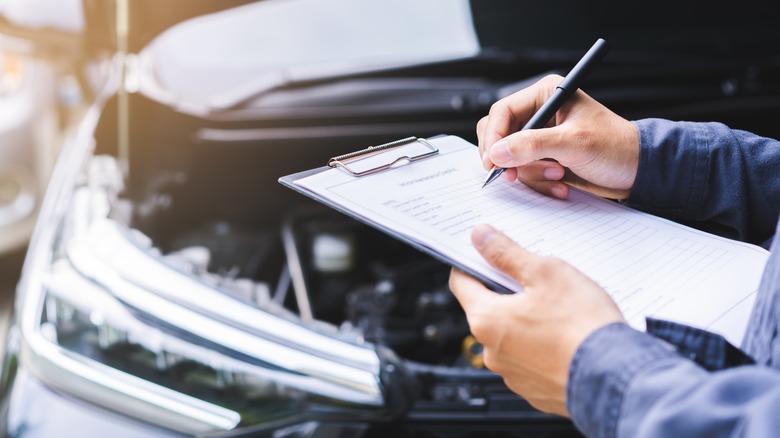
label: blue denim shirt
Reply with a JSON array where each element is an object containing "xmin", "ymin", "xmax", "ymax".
[{"xmin": 566, "ymin": 119, "xmax": 780, "ymax": 437}]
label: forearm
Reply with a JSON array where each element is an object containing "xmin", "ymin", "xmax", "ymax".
[{"xmin": 626, "ymin": 119, "xmax": 780, "ymax": 245}]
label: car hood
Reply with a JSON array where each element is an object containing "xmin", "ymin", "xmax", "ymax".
[
  {"xmin": 0, "ymin": 0, "xmax": 255, "ymax": 55},
  {"xmin": 136, "ymin": 0, "xmax": 479, "ymax": 112}
]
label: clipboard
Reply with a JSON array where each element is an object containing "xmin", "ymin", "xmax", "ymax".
[
  {"xmin": 279, "ymin": 134, "xmax": 770, "ymax": 343},
  {"xmin": 278, "ymin": 135, "xmax": 515, "ymax": 294}
]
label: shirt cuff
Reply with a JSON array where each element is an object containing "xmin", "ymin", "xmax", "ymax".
[
  {"xmin": 566, "ymin": 322, "xmax": 679, "ymax": 438},
  {"xmin": 645, "ymin": 318, "xmax": 755, "ymax": 371},
  {"xmin": 625, "ymin": 119, "xmax": 710, "ymax": 220}
]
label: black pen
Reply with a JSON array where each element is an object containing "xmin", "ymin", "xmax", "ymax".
[{"xmin": 482, "ymin": 38, "xmax": 609, "ymax": 188}]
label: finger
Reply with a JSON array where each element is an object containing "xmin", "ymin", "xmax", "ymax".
[
  {"xmin": 560, "ymin": 168, "xmax": 628, "ymax": 200},
  {"xmin": 472, "ymin": 224, "xmax": 541, "ymax": 286},
  {"xmin": 482, "ymin": 101, "xmax": 519, "ymax": 159},
  {"xmin": 519, "ymin": 180, "xmax": 570, "ymax": 199},
  {"xmin": 514, "ymin": 160, "xmax": 565, "ymax": 182},
  {"xmin": 477, "ymin": 116, "xmax": 488, "ymax": 159},
  {"xmin": 449, "ymin": 268, "xmax": 499, "ymax": 311},
  {"xmin": 482, "ymin": 75, "xmax": 562, "ymax": 152},
  {"xmin": 488, "ymin": 124, "xmax": 574, "ymax": 169},
  {"xmin": 501, "ymin": 167, "xmax": 518, "ymax": 182},
  {"xmin": 483, "ymin": 151, "xmax": 494, "ymax": 171},
  {"xmin": 481, "ymin": 76, "xmax": 562, "ymax": 170},
  {"xmin": 513, "ymin": 161, "xmax": 569, "ymax": 199}
]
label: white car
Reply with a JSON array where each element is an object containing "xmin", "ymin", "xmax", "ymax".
[{"xmin": 0, "ymin": 1, "xmax": 778, "ymax": 437}]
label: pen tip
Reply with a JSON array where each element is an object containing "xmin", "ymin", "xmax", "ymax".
[
  {"xmin": 482, "ymin": 168, "xmax": 499, "ymax": 189},
  {"xmin": 481, "ymin": 174, "xmax": 490, "ymax": 189}
]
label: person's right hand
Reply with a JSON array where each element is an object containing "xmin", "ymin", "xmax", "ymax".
[{"xmin": 478, "ymin": 74, "xmax": 640, "ymax": 200}]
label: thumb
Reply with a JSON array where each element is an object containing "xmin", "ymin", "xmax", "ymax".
[
  {"xmin": 472, "ymin": 224, "xmax": 541, "ymax": 286},
  {"xmin": 449, "ymin": 268, "xmax": 501, "ymax": 311},
  {"xmin": 488, "ymin": 125, "xmax": 571, "ymax": 168}
]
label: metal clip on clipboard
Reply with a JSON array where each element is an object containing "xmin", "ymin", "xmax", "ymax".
[{"xmin": 327, "ymin": 136, "xmax": 439, "ymax": 176}]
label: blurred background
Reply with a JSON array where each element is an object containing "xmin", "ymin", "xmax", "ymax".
[
  {"xmin": 0, "ymin": 17, "xmax": 88, "ymax": 357},
  {"xmin": 0, "ymin": 37, "xmax": 76, "ymax": 360},
  {"xmin": 0, "ymin": 1, "xmax": 778, "ymax": 437}
]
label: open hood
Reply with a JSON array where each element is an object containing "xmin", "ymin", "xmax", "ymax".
[
  {"xmin": 0, "ymin": 0, "xmax": 254, "ymax": 56},
  {"xmin": 136, "ymin": 0, "xmax": 479, "ymax": 112}
]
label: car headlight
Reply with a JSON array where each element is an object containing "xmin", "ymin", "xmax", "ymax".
[{"xmin": 14, "ymin": 75, "xmax": 411, "ymax": 435}]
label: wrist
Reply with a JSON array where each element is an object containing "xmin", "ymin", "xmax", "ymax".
[{"xmin": 619, "ymin": 119, "xmax": 640, "ymax": 194}]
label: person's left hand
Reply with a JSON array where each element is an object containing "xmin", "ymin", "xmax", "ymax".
[{"xmin": 449, "ymin": 224, "xmax": 625, "ymax": 416}]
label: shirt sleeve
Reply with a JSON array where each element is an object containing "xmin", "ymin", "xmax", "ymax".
[
  {"xmin": 567, "ymin": 323, "xmax": 780, "ymax": 438},
  {"xmin": 625, "ymin": 119, "xmax": 780, "ymax": 246}
]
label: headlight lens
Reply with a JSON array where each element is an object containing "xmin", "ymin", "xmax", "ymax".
[{"xmin": 17, "ymin": 123, "xmax": 407, "ymax": 434}]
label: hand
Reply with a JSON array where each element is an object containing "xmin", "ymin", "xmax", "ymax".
[
  {"xmin": 449, "ymin": 224, "xmax": 625, "ymax": 416},
  {"xmin": 478, "ymin": 74, "xmax": 640, "ymax": 200}
]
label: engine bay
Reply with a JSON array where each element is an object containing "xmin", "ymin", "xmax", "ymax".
[{"xmin": 156, "ymin": 207, "xmax": 474, "ymax": 368}]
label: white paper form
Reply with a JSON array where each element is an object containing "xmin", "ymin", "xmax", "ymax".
[{"xmin": 293, "ymin": 135, "xmax": 769, "ymax": 344}]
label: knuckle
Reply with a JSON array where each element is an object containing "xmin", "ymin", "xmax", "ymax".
[
  {"xmin": 513, "ymin": 163, "xmax": 534, "ymax": 181},
  {"xmin": 489, "ymin": 100, "xmax": 508, "ymax": 117},
  {"xmin": 477, "ymin": 116, "xmax": 488, "ymax": 132},
  {"xmin": 568, "ymin": 125, "xmax": 592, "ymax": 149},
  {"xmin": 482, "ymin": 350, "xmax": 500, "ymax": 373},
  {"xmin": 467, "ymin": 315, "xmax": 490, "ymax": 341}
]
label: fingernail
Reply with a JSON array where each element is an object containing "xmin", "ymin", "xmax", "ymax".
[
  {"xmin": 543, "ymin": 166, "xmax": 563, "ymax": 180},
  {"xmin": 551, "ymin": 184, "xmax": 567, "ymax": 198},
  {"xmin": 472, "ymin": 224, "xmax": 498, "ymax": 249},
  {"xmin": 489, "ymin": 140, "xmax": 512, "ymax": 163}
]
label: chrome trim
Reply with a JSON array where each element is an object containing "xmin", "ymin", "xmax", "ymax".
[
  {"xmin": 75, "ymin": 217, "xmax": 380, "ymax": 372},
  {"xmin": 67, "ymin": 218, "xmax": 383, "ymax": 403},
  {"xmin": 44, "ymin": 258, "xmax": 381, "ymax": 406},
  {"xmin": 21, "ymin": 330, "xmax": 241, "ymax": 433},
  {"xmin": 15, "ymin": 62, "xmax": 242, "ymax": 434}
]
